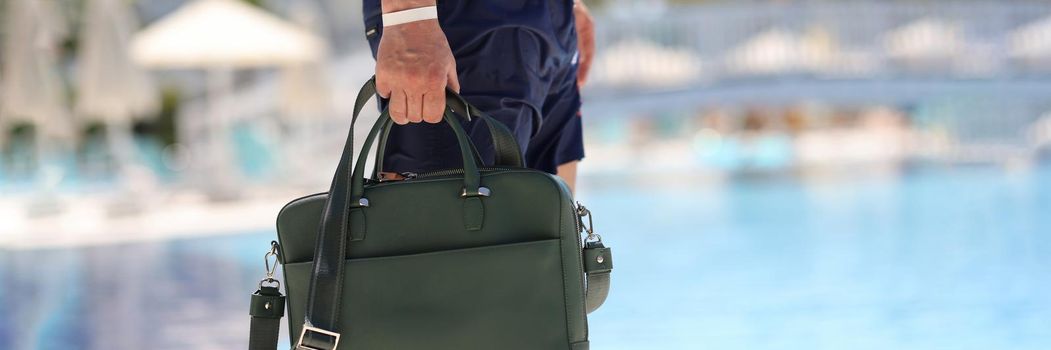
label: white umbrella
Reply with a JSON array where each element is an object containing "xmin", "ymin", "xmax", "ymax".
[
  {"xmin": 594, "ymin": 38, "xmax": 702, "ymax": 87},
  {"xmin": 77, "ymin": 0, "xmax": 158, "ymax": 122},
  {"xmin": 77, "ymin": 0, "xmax": 160, "ymax": 212},
  {"xmin": 724, "ymin": 27, "xmax": 839, "ymax": 75},
  {"xmin": 130, "ymin": 0, "xmax": 325, "ymax": 68},
  {"xmin": 1010, "ymin": 16, "xmax": 1051, "ymax": 66},
  {"xmin": 0, "ymin": 0, "xmax": 72, "ymax": 138},
  {"xmin": 0, "ymin": 0, "xmax": 72, "ymax": 215},
  {"xmin": 726, "ymin": 29, "xmax": 802, "ymax": 75},
  {"xmin": 884, "ymin": 18, "xmax": 963, "ymax": 63},
  {"xmin": 129, "ymin": 0, "xmax": 326, "ymax": 200}
]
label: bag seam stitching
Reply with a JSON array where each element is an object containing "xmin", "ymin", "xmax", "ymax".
[
  {"xmin": 280, "ymin": 239, "xmax": 560, "ymax": 266},
  {"xmin": 559, "ymin": 190, "xmax": 573, "ymax": 346}
]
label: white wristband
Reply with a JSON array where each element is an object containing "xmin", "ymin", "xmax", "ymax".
[{"xmin": 382, "ymin": 6, "xmax": 438, "ymax": 27}]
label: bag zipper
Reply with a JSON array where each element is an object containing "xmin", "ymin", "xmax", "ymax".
[
  {"xmin": 401, "ymin": 167, "xmax": 515, "ymax": 180},
  {"xmin": 371, "ymin": 167, "xmax": 517, "ymax": 184}
]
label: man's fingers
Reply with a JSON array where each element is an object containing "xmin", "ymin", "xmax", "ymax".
[
  {"xmin": 376, "ymin": 78, "xmax": 392, "ymax": 98},
  {"xmin": 577, "ymin": 48, "xmax": 591, "ymax": 86},
  {"xmin": 389, "ymin": 90, "xmax": 409, "ymax": 125},
  {"xmin": 577, "ymin": 28, "xmax": 595, "ymax": 87},
  {"xmin": 422, "ymin": 91, "xmax": 444, "ymax": 123},
  {"xmin": 447, "ymin": 69, "xmax": 460, "ymax": 93},
  {"xmin": 573, "ymin": 2, "xmax": 596, "ymax": 88},
  {"xmin": 406, "ymin": 93, "xmax": 424, "ymax": 123},
  {"xmin": 374, "ymin": 19, "xmax": 457, "ymax": 126},
  {"xmin": 578, "ymin": 59, "xmax": 592, "ymax": 87}
]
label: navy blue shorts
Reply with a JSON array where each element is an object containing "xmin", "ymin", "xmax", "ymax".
[{"xmin": 362, "ymin": 0, "xmax": 584, "ymax": 175}]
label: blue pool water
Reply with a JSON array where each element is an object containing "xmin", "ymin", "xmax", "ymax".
[{"xmin": 1, "ymin": 165, "xmax": 1050, "ymax": 349}]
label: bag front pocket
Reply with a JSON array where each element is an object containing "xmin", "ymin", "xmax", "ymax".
[{"xmin": 284, "ymin": 239, "xmax": 571, "ymax": 350}]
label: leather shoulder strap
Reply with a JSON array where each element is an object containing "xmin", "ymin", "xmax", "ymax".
[
  {"xmin": 583, "ymin": 241, "xmax": 613, "ymax": 313},
  {"xmin": 248, "ymin": 286, "xmax": 285, "ymax": 350},
  {"xmin": 297, "ymin": 78, "xmax": 378, "ymax": 349}
]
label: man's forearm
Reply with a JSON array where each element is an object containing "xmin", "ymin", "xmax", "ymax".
[{"xmin": 382, "ymin": 0, "xmax": 437, "ymax": 14}]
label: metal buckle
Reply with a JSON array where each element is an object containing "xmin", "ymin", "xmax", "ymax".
[
  {"xmin": 295, "ymin": 325, "xmax": 341, "ymax": 350},
  {"xmin": 460, "ymin": 186, "xmax": 491, "ymax": 197}
]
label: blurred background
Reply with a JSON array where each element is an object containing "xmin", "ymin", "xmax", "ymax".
[{"xmin": 2, "ymin": 0, "xmax": 1051, "ymax": 349}]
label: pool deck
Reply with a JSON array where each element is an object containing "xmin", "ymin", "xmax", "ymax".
[{"xmin": 0, "ymin": 189, "xmax": 301, "ymax": 250}]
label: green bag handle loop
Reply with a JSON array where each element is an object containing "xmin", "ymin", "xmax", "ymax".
[
  {"xmin": 443, "ymin": 89, "xmax": 524, "ymax": 168},
  {"xmin": 371, "ymin": 113, "xmax": 485, "ymax": 178},
  {"xmin": 349, "ymin": 108, "xmax": 484, "ymax": 201},
  {"xmin": 371, "ymin": 89, "xmax": 525, "ymax": 177}
]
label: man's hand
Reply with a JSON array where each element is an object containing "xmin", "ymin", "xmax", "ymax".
[
  {"xmin": 376, "ymin": 0, "xmax": 459, "ymax": 125},
  {"xmin": 574, "ymin": 0, "xmax": 595, "ymax": 88}
]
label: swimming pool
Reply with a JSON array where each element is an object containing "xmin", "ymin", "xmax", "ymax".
[{"xmin": 2, "ymin": 165, "xmax": 1049, "ymax": 349}]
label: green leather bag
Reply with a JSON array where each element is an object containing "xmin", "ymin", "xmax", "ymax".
[{"xmin": 247, "ymin": 78, "xmax": 612, "ymax": 350}]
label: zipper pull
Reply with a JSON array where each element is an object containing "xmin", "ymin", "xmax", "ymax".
[{"xmin": 377, "ymin": 172, "xmax": 415, "ymax": 182}]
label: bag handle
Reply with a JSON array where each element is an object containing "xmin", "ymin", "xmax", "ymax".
[
  {"xmin": 350, "ymin": 107, "xmax": 486, "ymax": 202},
  {"xmin": 371, "ymin": 90, "xmax": 524, "ymax": 177},
  {"xmin": 444, "ymin": 90, "xmax": 523, "ymax": 167}
]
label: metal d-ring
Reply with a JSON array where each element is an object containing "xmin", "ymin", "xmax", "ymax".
[{"xmin": 259, "ymin": 277, "xmax": 280, "ymax": 289}]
